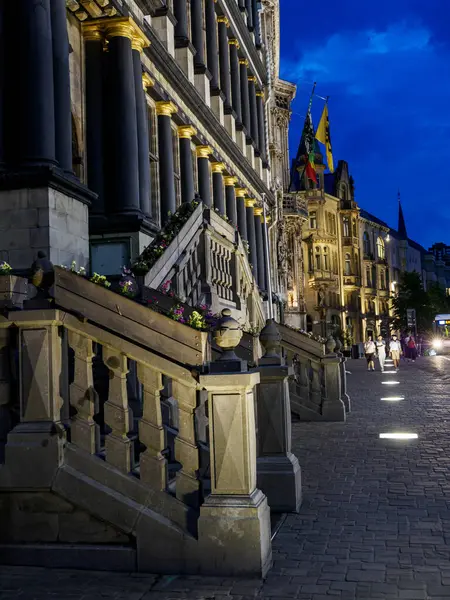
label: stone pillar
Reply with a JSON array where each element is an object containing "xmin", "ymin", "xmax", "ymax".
[
  {"xmin": 229, "ymin": 39, "xmax": 242, "ymax": 123},
  {"xmin": 245, "ymin": 0, "xmax": 254, "ymax": 31},
  {"xmin": 257, "ymin": 320, "xmax": 302, "ymax": 513},
  {"xmin": 196, "ymin": 145, "xmax": 213, "ymax": 207},
  {"xmin": 248, "ymin": 75, "xmax": 259, "ymax": 150},
  {"xmin": 174, "ymin": 0, "xmax": 189, "ymax": 44},
  {"xmin": 261, "ymin": 213, "xmax": 270, "ymax": 293},
  {"xmin": 246, "ymin": 198, "xmax": 258, "ymax": 283},
  {"xmin": 224, "ymin": 176, "xmax": 238, "ymax": 228},
  {"xmin": 239, "ymin": 59, "xmax": 251, "ymax": 136},
  {"xmin": 256, "ymin": 91, "xmax": 266, "ymax": 161},
  {"xmin": 212, "ymin": 162, "xmax": 225, "ymax": 215},
  {"xmin": 236, "ymin": 188, "xmax": 248, "ymax": 240},
  {"xmin": 156, "ymin": 101, "xmax": 178, "ymax": 223},
  {"xmin": 104, "ymin": 19, "xmax": 146, "ymax": 215},
  {"xmin": 50, "ymin": 0, "xmax": 72, "ymax": 174},
  {"xmin": 321, "ymin": 354, "xmax": 346, "ymax": 422},
  {"xmin": 197, "ymin": 310, "xmax": 271, "ymax": 577},
  {"xmin": 191, "ymin": 0, "xmax": 206, "ymax": 69},
  {"xmin": 254, "ymin": 207, "xmax": 265, "ymax": 290},
  {"xmin": 0, "ymin": 312, "xmax": 65, "ymax": 489},
  {"xmin": 205, "ymin": 0, "xmax": 219, "ymax": 90},
  {"xmin": 178, "ymin": 126, "xmax": 197, "ymax": 204},
  {"xmin": 217, "ymin": 16, "xmax": 231, "ymax": 110},
  {"xmin": 252, "ymin": 0, "xmax": 261, "ymax": 47},
  {"xmin": 132, "ymin": 42, "xmax": 152, "ymax": 217},
  {"xmin": 84, "ymin": 25, "xmax": 105, "ymax": 214},
  {"xmin": 11, "ymin": 0, "xmax": 56, "ymax": 166}
]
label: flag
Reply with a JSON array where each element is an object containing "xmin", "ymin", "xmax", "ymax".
[
  {"xmin": 303, "ymin": 110, "xmax": 317, "ymax": 184},
  {"xmin": 315, "ymin": 103, "xmax": 334, "ymax": 173}
]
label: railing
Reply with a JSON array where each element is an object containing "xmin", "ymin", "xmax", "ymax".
[
  {"xmin": 343, "ymin": 275, "xmax": 361, "ymax": 286},
  {"xmin": 282, "ymin": 193, "xmax": 308, "ymax": 218},
  {"xmin": 309, "ymin": 270, "xmax": 339, "ymax": 283}
]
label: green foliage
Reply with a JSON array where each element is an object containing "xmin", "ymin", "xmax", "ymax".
[
  {"xmin": 90, "ymin": 272, "xmax": 111, "ymax": 288},
  {"xmin": 391, "ymin": 271, "xmax": 450, "ymax": 332},
  {"xmin": 0, "ymin": 261, "xmax": 12, "ymax": 275}
]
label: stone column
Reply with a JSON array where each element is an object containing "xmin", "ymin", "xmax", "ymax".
[
  {"xmin": 12, "ymin": 0, "xmax": 56, "ymax": 166},
  {"xmin": 254, "ymin": 207, "xmax": 265, "ymax": 289},
  {"xmin": 224, "ymin": 176, "xmax": 238, "ymax": 228},
  {"xmin": 252, "ymin": 0, "xmax": 261, "ymax": 46},
  {"xmin": 178, "ymin": 126, "xmax": 197, "ymax": 204},
  {"xmin": 321, "ymin": 354, "xmax": 346, "ymax": 421},
  {"xmin": 236, "ymin": 188, "xmax": 248, "ymax": 240},
  {"xmin": 248, "ymin": 75, "xmax": 259, "ymax": 150},
  {"xmin": 174, "ymin": 0, "xmax": 189, "ymax": 45},
  {"xmin": 196, "ymin": 145, "xmax": 213, "ymax": 207},
  {"xmin": 256, "ymin": 91, "xmax": 266, "ymax": 161},
  {"xmin": 229, "ymin": 39, "xmax": 242, "ymax": 123},
  {"xmin": 50, "ymin": 0, "xmax": 73, "ymax": 174},
  {"xmin": 132, "ymin": 41, "xmax": 152, "ymax": 217},
  {"xmin": 84, "ymin": 25, "xmax": 105, "ymax": 214},
  {"xmin": 217, "ymin": 16, "xmax": 231, "ymax": 110},
  {"xmin": 239, "ymin": 59, "xmax": 251, "ymax": 136},
  {"xmin": 156, "ymin": 101, "xmax": 178, "ymax": 223},
  {"xmin": 197, "ymin": 310, "xmax": 271, "ymax": 577},
  {"xmin": 246, "ymin": 198, "xmax": 258, "ymax": 283},
  {"xmin": 257, "ymin": 320, "xmax": 302, "ymax": 513},
  {"xmin": 245, "ymin": 0, "xmax": 254, "ymax": 31},
  {"xmin": 261, "ymin": 214, "xmax": 270, "ymax": 293},
  {"xmin": 205, "ymin": 0, "xmax": 219, "ymax": 90},
  {"xmin": 191, "ymin": 0, "xmax": 206, "ymax": 69},
  {"xmin": 212, "ymin": 162, "xmax": 225, "ymax": 215},
  {"xmin": 104, "ymin": 19, "xmax": 144, "ymax": 215}
]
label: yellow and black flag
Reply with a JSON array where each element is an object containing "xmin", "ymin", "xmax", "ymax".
[{"xmin": 315, "ymin": 103, "xmax": 334, "ymax": 173}]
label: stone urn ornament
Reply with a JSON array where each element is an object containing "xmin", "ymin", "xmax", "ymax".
[
  {"xmin": 326, "ymin": 335, "xmax": 336, "ymax": 354},
  {"xmin": 214, "ymin": 308, "xmax": 242, "ymax": 361},
  {"xmin": 259, "ymin": 318, "xmax": 281, "ymax": 359}
]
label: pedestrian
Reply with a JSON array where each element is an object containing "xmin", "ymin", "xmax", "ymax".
[
  {"xmin": 407, "ymin": 335, "xmax": 417, "ymax": 362},
  {"xmin": 389, "ymin": 335, "xmax": 402, "ymax": 371},
  {"xmin": 375, "ymin": 335, "xmax": 387, "ymax": 372},
  {"xmin": 364, "ymin": 336, "xmax": 376, "ymax": 371}
]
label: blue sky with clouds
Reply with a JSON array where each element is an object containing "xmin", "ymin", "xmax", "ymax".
[{"xmin": 279, "ymin": 0, "xmax": 449, "ymax": 248}]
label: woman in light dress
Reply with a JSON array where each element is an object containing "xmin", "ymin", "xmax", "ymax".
[
  {"xmin": 364, "ymin": 336, "xmax": 376, "ymax": 371},
  {"xmin": 389, "ymin": 335, "xmax": 402, "ymax": 371},
  {"xmin": 375, "ymin": 335, "xmax": 387, "ymax": 372}
]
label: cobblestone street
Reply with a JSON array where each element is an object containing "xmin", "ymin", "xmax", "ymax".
[{"xmin": 2, "ymin": 355, "xmax": 450, "ymax": 600}]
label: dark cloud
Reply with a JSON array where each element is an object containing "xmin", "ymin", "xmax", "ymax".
[{"xmin": 280, "ymin": 2, "xmax": 450, "ymax": 248}]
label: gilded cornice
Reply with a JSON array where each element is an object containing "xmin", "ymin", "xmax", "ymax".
[
  {"xmin": 217, "ymin": 15, "xmax": 229, "ymax": 26},
  {"xmin": 155, "ymin": 100, "xmax": 178, "ymax": 117},
  {"xmin": 256, "ymin": 91, "xmax": 265, "ymax": 99},
  {"xmin": 228, "ymin": 38, "xmax": 240, "ymax": 49},
  {"xmin": 82, "ymin": 16, "xmax": 150, "ymax": 52},
  {"xmin": 211, "ymin": 162, "xmax": 225, "ymax": 174},
  {"xmin": 254, "ymin": 207, "xmax": 263, "ymax": 217},
  {"xmin": 239, "ymin": 58, "xmax": 249, "ymax": 66},
  {"xmin": 142, "ymin": 72, "xmax": 155, "ymax": 89},
  {"xmin": 178, "ymin": 125, "xmax": 197, "ymax": 139},
  {"xmin": 245, "ymin": 198, "xmax": 256, "ymax": 208},
  {"xmin": 196, "ymin": 145, "xmax": 213, "ymax": 159},
  {"xmin": 248, "ymin": 75, "xmax": 257, "ymax": 83},
  {"xmin": 235, "ymin": 188, "xmax": 248, "ymax": 197},
  {"xmin": 224, "ymin": 176, "xmax": 238, "ymax": 186}
]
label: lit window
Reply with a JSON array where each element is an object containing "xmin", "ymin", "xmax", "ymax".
[
  {"xmin": 377, "ymin": 236, "xmax": 385, "ymax": 259},
  {"xmin": 309, "ymin": 211, "xmax": 317, "ymax": 229},
  {"xmin": 345, "ymin": 253, "xmax": 351, "ymax": 276},
  {"xmin": 343, "ymin": 216, "xmax": 350, "ymax": 237}
]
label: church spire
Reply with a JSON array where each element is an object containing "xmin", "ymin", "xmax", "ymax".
[{"xmin": 397, "ymin": 190, "xmax": 408, "ymax": 240}]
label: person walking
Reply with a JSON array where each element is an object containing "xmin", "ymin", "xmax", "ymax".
[
  {"xmin": 407, "ymin": 335, "xmax": 417, "ymax": 362},
  {"xmin": 389, "ymin": 335, "xmax": 402, "ymax": 371},
  {"xmin": 364, "ymin": 336, "xmax": 376, "ymax": 371},
  {"xmin": 376, "ymin": 335, "xmax": 387, "ymax": 372}
]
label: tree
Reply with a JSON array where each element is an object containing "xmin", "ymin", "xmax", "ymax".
[{"xmin": 391, "ymin": 271, "xmax": 450, "ymax": 333}]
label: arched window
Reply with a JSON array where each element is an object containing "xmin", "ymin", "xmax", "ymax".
[
  {"xmin": 309, "ymin": 211, "xmax": 317, "ymax": 229},
  {"xmin": 315, "ymin": 246, "xmax": 321, "ymax": 270},
  {"xmin": 352, "ymin": 218, "xmax": 357, "ymax": 237},
  {"xmin": 354, "ymin": 251, "xmax": 359, "ymax": 275},
  {"xmin": 340, "ymin": 185, "xmax": 347, "ymax": 201},
  {"xmin": 343, "ymin": 216, "xmax": 350, "ymax": 237},
  {"xmin": 363, "ymin": 231, "xmax": 371, "ymax": 257},
  {"xmin": 377, "ymin": 236, "xmax": 385, "ymax": 259},
  {"xmin": 323, "ymin": 246, "xmax": 329, "ymax": 270},
  {"xmin": 345, "ymin": 253, "xmax": 351, "ymax": 275}
]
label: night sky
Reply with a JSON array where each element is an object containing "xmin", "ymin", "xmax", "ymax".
[{"xmin": 279, "ymin": 0, "xmax": 448, "ymax": 249}]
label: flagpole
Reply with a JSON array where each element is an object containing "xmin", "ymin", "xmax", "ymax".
[{"xmin": 288, "ymin": 82, "xmax": 316, "ymax": 191}]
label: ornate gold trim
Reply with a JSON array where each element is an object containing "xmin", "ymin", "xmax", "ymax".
[
  {"xmin": 217, "ymin": 15, "xmax": 229, "ymax": 26},
  {"xmin": 228, "ymin": 38, "xmax": 240, "ymax": 49},
  {"xmin": 256, "ymin": 91, "xmax": 265, "ymax": 99},
  {"xmin": 178, "ymin": 125, "xmax": 197, "ymax": 139},
  {"xmin": 80, "ymin": 0, "xmax": 103, "ymax": 18},
  {"xmin": 211, "ymin": 162, "xmax": 225, "ymax": 174},
  {"xmin": 155, "ymin": 101, "xmax": 178, "ymax": 117},
  {"xmin": 82, "ymin": 23, "xmax": 103, "ymax": 41},
  {"xmin": 265, "ymin": 215, "xmax": 272, "ymax": 223},
  {"xmin": 85, "ymin": 17, "xmax": 150, "ymax": 51},
  {"xmin": 196, "ymin": 145, "xmax": 213, "ymax": 159},
  {"xmin": 142, "ymin": 72, "xmax": 154, "ymax": 89},
  {"xmin": 224, "ymin": 176, "xmax": 238, "ymax": 186},
  {"xmin": 66, "ymin": 0, "xmax": 80, "ymax": 12},
  {"xmin": 248, "ymin": 75, "xmax": 257, "ymax": 83},
  {"xmin": 245, "ymin": 198, "xmax": 256, "ymax": 208},
  {"xmin": 253, "ymin": 207, "xmax": 263, "ymax": 216},
  {"xmin": 239, "ymin": 58, "xmax": 249, "ymax": 66},
  {"xmin": 235, "ymin": 188, "xmax": 247, "ymax": 197}
]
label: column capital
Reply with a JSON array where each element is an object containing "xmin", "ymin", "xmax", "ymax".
[
  {"xmin": 248, "ymin": 75, "xmax": 257, "ymax": 83},
  {"xmin": 211, "ymin": 162, "xmax": 225, "ymax": 173},
  {"xmin": 245, "ymin": 198, "xmax": 256, "ymax": 208},
  {"xmin": 256, "ymin": 90, "xmax": 265, "ymax": 99},
  {"xmin": 102, "ymin": 17, "xmax": 150, "ymax": 50},
  {"xmin": 224, "ymin": 175, "xmax": 238, "ymax": 186},
  {"xmin": 254, "ymin": 207, "xmax": 263, "ymax": 217},
  {"xmin": 178, "ymin": 125, "xmax": 197, "ymax": 139},
  {"xmin": 265, "ymin": 215, "xmax": 272, "ymax": 223},
  {"xmin": 229, "ymin": 38, "xmax": 240, "ymax": 49},
  {"xmin": 156, "ymin": 101, "xmax": 178, "ymax": 117},
  {"xmin": 82, "ymin": 23, "xmax": 104, "ymax": 42},
  {"xmin": 196, "ymin": 145, "xmax": 213, "ymax": 158},
  {"xmin": 239, "ymin": 58, "xmax": 249, "ymax": 66},
  {"xmin": 235, "ymin": 188, "xmax": 248, "ymax": 197},
  {"xmin": 217, "ymin": 15, "xmax": 230, "ymax": 26},
  {"xmin": 142, "ymin": 72, "xmax": 155, "ymax": 89}
]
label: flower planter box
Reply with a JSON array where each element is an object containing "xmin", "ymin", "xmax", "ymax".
[{"xmin": 0, "ymin": 275, "xmax": 28, "ymax": 309}]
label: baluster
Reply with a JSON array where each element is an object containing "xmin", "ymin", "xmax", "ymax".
[
  {"xmin": 310, "ymin": 360, "xmax": 321, "ymax": 407},
  {"xmin": 68, "ymin": 331, "xmax": 99, "ymax": 454},
  {"xmin": 137, "ymin": 364, "xmax": 167, "ymax": 490},
  {"xmin": 172, "ymin": 380, "xmax": 200, "ymax": 507},
  {"xmin": 103, "ymin": 348, "xmax": 131, "ymax": 472}
]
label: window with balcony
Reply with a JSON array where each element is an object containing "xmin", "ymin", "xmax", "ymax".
[
  {"xmin": 345, "ymin": 253, "xmax": 351, "ymax": 276},
  {"xmin": 363, "ymin": 231, "xmax": 371, "ymax": 256},
  {"xmin": 352, "ymin": 218, "xmax": 357, "ymax": 237},
  {"xmin": 323, "ymin": 246, "xmax": 329, "ymax": 270},
  {"xmin": 380, "ymin": 270, "xmax": 386, "ymax": 290},
  {"xmin": 377, "ymin": 236, "xmax": 385, "ymax": 259},
  {"xmin": 309, "ymin": 211, "xmax": 317, "ymax": 229},
  {"xmin": 315, "ymin": 246, "xmax": 321, "ymax": 270},
  {"xmin": 343, "ymin": 216, "xmax": 350, "ymax": 237}
]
